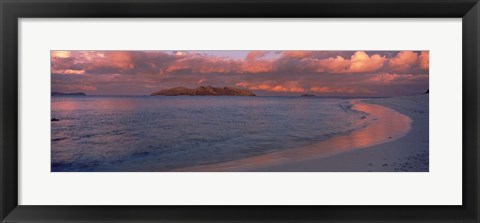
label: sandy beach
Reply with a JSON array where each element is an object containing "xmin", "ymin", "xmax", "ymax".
[
  {"xmin": 263, "ymin": 94, "xmax": 429, "ymax": 172},
  {"xmin": 179, "ymin": 94, "xmax": 428, "ymax": 172}
]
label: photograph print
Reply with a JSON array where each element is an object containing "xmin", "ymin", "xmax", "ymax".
[{"xmin": 51, "ymin": 50, "xmax": 429, "ymax": 172}]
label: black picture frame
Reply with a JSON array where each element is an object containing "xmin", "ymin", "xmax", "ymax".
[{"xmin": 1, "ymin": 0, "xmax": 479, "ymax": 222}]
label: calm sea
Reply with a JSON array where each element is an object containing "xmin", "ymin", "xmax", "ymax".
[{"xmin": 51, "ymin": 96, "xmax": 372, "ymax": 171}]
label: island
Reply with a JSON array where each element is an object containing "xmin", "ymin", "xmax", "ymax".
[
  {"xmin": 51, "ymin": 91, "xmax": 87, "ymax": 96},
  {"xmin": 151, "ymin": 86, "xmax": 256, "ymax": 96},
  {"xmin": 300, "ymin": 94, "xmax": 316, "ymax": 97}
]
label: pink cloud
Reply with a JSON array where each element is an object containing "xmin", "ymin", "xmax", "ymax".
[
  {"xmin": 347, "ymin": 51, "xmax": 386, "ymax": 73},
  {"xmin": 419, "ymin": 51, "xmax": 429, "ymax": 70},
  {"xmin": 51, "ymin": 50, "xmax": 429, "ymax": 96},
  {"xmin": 52, "ymin": 69, "xmax": 85, "ymax": 75},
  {"xmin": 245, "ymin": 51, "xmax": 269, "ymax": 60},
  {"xmin": 310, "ymin": 86, "xmax": 355, "ymax": 94},
  {"xmin": 241, "ymin": 60, "xmax": 274, "ymax": 73},
  {"xmin": 165, "ymin": 53, "xmax": 239, "ymax": 74},
  {"xmin": 280, "ymin": 51, "xmax": 315, "ymax": 59},
  {"xmin": 236, "ymin": 81, "xmax": 305, "ymax": 93},
  {"xmin": 365, "ymin": 73, "xmax": 429, "ymax": 83},
  {"xmin": 388, "ymin": 51, "xmax": 418, "ymax": 71},
  {"xmin": 51, "ymin": 51, "xmax": 71, "ymax": 58},
  {"xmin": 295, "ymin": 51, "xmax": 386, "ymax": 74},
  {"xmin": 311, "ymin": 56, "xmax": 350, "ymax": 73},
  {"xmin": 51, "ymin": 50, "xmax": 427, "ymax": 76},
  {"xmin": 51, "ymin": 51, "xmax": 136, "ymax": 75}
]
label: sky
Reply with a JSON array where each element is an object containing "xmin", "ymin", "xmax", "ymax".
[{"xmin": 51, "ymin": 50, "xmax": 429, "ymax": 96}]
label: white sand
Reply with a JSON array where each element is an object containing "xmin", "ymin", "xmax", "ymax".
[
  {"xmin": 262, "ymin": 94, "xmax": 429, "ymax": 172},
  {"xmin": 179, "ymin": 94, "xmax": 428, "ymax": 172}
]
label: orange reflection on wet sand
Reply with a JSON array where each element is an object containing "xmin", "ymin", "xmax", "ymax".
[{"xmin": 177, "ymin": 101, "xmax": 412, "ymax": 171}]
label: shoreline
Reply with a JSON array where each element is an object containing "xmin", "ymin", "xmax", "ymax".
[
  {"xmin": 177, "ymin": 95, "xmax": 426, "ymax": 172},
  {"xmin": 260, "ymin": 95, "xmax": 429, "ymax": 172}
]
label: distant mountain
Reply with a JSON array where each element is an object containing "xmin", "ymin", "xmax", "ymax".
[
  {"xmin": 300, "ymin": 94, "xmax": 316, "ymax": 97},
  {"xmin": 151, "ymin": 86, "xmax": 256, "ymax": 96},
  {"xmin": 52, "ymin": 91, "xmax": 87, "ymax": 96}
]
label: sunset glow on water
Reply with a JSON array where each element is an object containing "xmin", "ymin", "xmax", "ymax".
[{"xmin": 51, "ymin": 96, "xmax": 372, "ymax": 171}]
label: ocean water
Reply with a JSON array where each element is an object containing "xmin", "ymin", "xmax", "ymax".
[{"xmin": 51, "ymin": 96, "xmax": 372, "ymax": 171}]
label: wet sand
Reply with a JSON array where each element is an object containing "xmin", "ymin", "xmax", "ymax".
[{"xmin": 178, "ymin": 95, "xmax": 427, "ymax": 172}]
